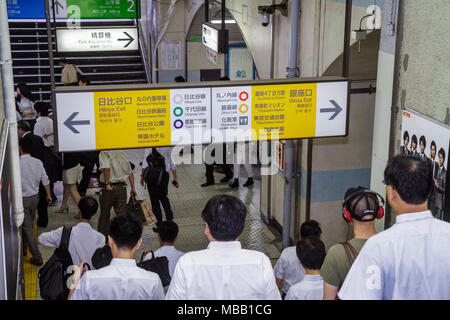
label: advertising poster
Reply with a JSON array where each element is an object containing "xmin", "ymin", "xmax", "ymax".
[{"xmin": 400, "ymin": 109, "xmax": 450, "ymax": 221}]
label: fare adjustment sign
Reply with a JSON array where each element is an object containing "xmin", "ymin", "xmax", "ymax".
[{"xmin": 55, "ymin": 79, "xmax": 348, "ymax": 152}]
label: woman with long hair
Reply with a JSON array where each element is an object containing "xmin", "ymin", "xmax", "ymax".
[{"xmin": 16, "ymin": 83, "xmax": 36, "ymax": 129}]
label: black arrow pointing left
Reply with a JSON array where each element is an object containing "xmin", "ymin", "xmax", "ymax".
[
  {"xmin": 118, "ymin": 32, "xmax": 135, "ymax": 48},
  {"xmin": 64, "ymin": 112, "xmax": 90, "ymax": 134}
]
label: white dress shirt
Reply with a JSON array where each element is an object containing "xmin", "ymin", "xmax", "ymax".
[
  {"xmin": 39, "ymin": 222, "xmax": 105, "ymax": 268},
  {"xmin": 144, "ymin": 245, "xmax": 184, "ymax": 294},
  {"xmin": 285, "ymin": 275, "xmax": 324, "ymax": 300},
  {"xmin": 18, "ymin": 97, "xmax": 35, "ymax": 120},
  {"xmin": 33, "ymin": 116, "xmax": 54, "ymax": 147},
  {"xmin": 20, "ymin": 154, "xmax": 49, "ymax": 197},
  {"xmin": 339, "ymin": 211, "xmax": 450, "ymax": 300},
  {"xmin": 99, "ymin": 150, "xmax": 132, "ymax": 183},
  {"xmin": 70, "ymin": 258, "xmax": 165, "ymax": 300},
  {"xmin": 166, "ymin": 241, "xmax": 281, "ymax": 300},
  {"xmin": 142, "ymin": 147, "xmax": 176, "ymax": 172},
  {"xmin": 273, "ymin": 246, "xmax": 306, "ymax": 294}
]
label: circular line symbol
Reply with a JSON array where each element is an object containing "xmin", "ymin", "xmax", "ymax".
[
  {"xmin": 173, "ymin": 94, "xmax": 183, "ymax": 105},
  {"xmin": 174, "ymin": 119, "xmax": 184, "ymax": 129},
  {"xmin": 239, "ymin": 91, "xmax": 249, "ymax": 101},
  {"xmin": 239, "ymin": 104, "xmax": 249, "ymax": 113},
  {"xmin": 174, "ymin": 107, "xmax": 183, "ymax": 117}
]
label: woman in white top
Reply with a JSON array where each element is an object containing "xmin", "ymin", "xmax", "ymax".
[
  {"xmin": 16, "ymin": 84, "xmax": 36, "ymax": 127},
  {"xmin": 33, "ymin": 102, "xmax": 54, "ymax": 148}
]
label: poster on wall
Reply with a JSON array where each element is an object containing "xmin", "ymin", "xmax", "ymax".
[
  {"xmin": 228, "ymin": 45, "xmax": 255, "ymax": 81},
  {"xmin": 399, "ymin": 109, "xmax": 450, "ymax": 221},
  {"xmin": 161, "ymin": 40, "xmax": 182, "ymax": 70}
]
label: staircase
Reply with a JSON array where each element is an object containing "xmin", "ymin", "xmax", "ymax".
[{"xmin": 9, "ymin": 20, "xmax": 148, "ymax": 102}]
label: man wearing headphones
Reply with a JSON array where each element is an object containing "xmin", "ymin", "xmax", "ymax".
[{"xmin": 321, "ymin": 186, "xmax": 383, "ymax": 300}]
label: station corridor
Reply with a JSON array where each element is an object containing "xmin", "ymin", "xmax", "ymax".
[{"xmin": 24, "ymin": 149, "xmax": 282, "ymax": 300}]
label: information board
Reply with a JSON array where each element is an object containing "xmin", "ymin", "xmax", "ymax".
[
  {"xmin": 55, "ymin": 79, "xmax": 349, "ymax": 152},
  {"xmin": 7, "ymin": 0, "xmax": 46, "ymax": 19}
]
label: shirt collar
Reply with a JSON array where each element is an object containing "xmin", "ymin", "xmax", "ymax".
[
  {"xmin": 396, "ymin": 210, "xmax": 433, "ymax": 224},
  {"xmin": 207, "ymin": 241, "xmax": 242, "ymax": 250},
  {"xmin": 303, "ymin": 275, "xmax": 323, "ymax": 281},
  {"xmin": 76, "ymin": 222, "xmax": 92, "ymax": 228},
  {"xmin": 20, "ymin": 154, "xmax": 31, "ymax": 159},
  {"xmin": 110, "ymin": 258, "xmax": 137, "ymax": 267},
  {"xmin": 23, "ymin": 131, "xmax": 30, "ymax": 137}
]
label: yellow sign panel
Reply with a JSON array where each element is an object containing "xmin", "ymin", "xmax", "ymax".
[
  {"xmin": 251, "ymin": 83, "xmax": 317, "ymax": 140},
  {"xmin": 94, "ymin": 90, "xmax": 171, "ymax": 150}
]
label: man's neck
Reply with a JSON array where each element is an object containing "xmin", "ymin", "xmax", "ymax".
[
  {"xmin": 79, "ymin": 219, "xmax": 90, "ymax": 223},
  {"xmin": 353, "ymin": 223, "xmax": 377, "ymax": 240},
  {"xmin": 160, "ymin": 242, "xmax": 174, "ymax": 247},
  {"xmin": 305, "ymin": 268, "xmax": 321, "ymax": 276},
  {"xmin": 112, "ymin": 251, "xmax": 135, "ymax": 260},
  {"xmin": 396, "ymin": 203, "xmax": 428, "ymax": 215}
]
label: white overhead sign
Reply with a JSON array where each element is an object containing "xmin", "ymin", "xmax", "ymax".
[
  {"xmin": 202, "ymin": 24, "xmax": 219, "ymax": 53},
  {"xmin": 56, "ymin": 27, "xmax": 138, "ymax": 53}
]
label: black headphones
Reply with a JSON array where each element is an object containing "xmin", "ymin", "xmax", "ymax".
[{"xmin": 342, "ymin": 188, "xmax": 385, "ymax": 223}]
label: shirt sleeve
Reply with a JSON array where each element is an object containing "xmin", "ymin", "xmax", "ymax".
[
  {"xmin": 320, "ymin": 246, "xmax": 341, "ymax": 288},
  {"xmin": 98, "ymin": 152, "xmax": 110, "ymax": 170},
  {"xmin": 338, "ymin": 242, "xmax": 384, "ymax": 300},
  {"xmin": 39, "ymin": 161, "xmax": 50, "ymax": 186},
  {"xmin": 165, "ymin": 257, "xmax": 187, "ymax": 300},
  {"xmin": 262, "ymin": 255, "xmax": 282, "ymax": 300},
  {"xmin": 38, "ymin": 227, "xmax": 63, "ymax": 247},
  {"xmin": 33, "ymin": 122, "xmax": 44, "ymax": 138},
  {"xmin": 153, "ymin": 277, "xmax": 165, "ymax": 300},
  {"xmin": 70, "ymin": 273, "xmax": 88, "ymax": 300},
  {"xmin": 167, "ymin": 148, "xmax": 176, "ymax": 172},
  {"xmin": 273, "ymin": 249, "xmax": 286, "ymax": 279}
]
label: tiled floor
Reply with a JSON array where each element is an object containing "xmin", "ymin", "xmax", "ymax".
[{"xmin": 27, "ymin": 149, "xmax": 282, "ymax": 300}]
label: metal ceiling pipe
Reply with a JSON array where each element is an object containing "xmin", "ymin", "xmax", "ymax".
[{"xmin": 283, "ymin": 0, "xmax": 300, "ymax": 249}]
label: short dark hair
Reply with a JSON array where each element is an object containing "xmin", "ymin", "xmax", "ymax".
[
  {"xmin": 300, "ymin": 220, "xmax": 321, "ymax": 238},
  {"xmin": 17, "ymin": 120, "xmax": 31, "ymax": 132},
  {"xmin": 19, "ymin": 137, "xmax": 33, "ymax": 154},
  {"xmin": 438, "ymin": 148, "xmax": 446, "ymax": 161},
  {"xmin": 108, "ymin": 211, "xmax": 143, "ymax": 250},
  {"xmin": 34, "ymin": 101, "xmax": 50, "ymax": 116},
  {"xmin": 403, "ymin": 131, "xmax": 409, "ymax": 141},
  {"xmin": 158, "ymin": 220, "xmax": 179, "ymax": 243},
  {"xmin": 419, "ymin": 135, "xmax": 426, "ymax": 148},
  {"xmin": 91, "ymin": 245, "xmax": 112, "ymax": 270},
  {"xmin": 78, "ymin": 75, "xmax": 90, "ymax": 85},
  {"xmin": 431, "ymin": 141, "xmax": 436, "ymax": 150},
  {"xmin": 78, "ymin": 196, "xmax": 99, "ymax": 220},
  {"xmin": 384, "ymin": 155, "xmax": 433, "ymax": 205},
  {"xmin": 59, "ymin": 58, "xmax": 68, "ymax": 64},
  {"xmin": 17, "ymin": 83, "xmax": 34, "ymax": 101},
  {"xmin": 296, "ymin": 236, "xmax": 326, "ymax": 270},
  {"xmin": 201, "ymin": 194, "xmax": 246, "ymax": 241},
  {"xmin": 174, "ymin": 76, "xmax": 186, "ymax": 82},
  {"xmin": 411, "ymin": 135, "xmax": 418, "ymax": 145}
]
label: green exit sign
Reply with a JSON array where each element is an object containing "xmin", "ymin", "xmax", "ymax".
[{"xmin": 66, "ymin": 0, "xmax": 141, "ymax": 19}]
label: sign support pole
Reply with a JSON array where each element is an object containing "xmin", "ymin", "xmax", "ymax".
[{"xmin": 45, "ymin": 0, "xmax": 56, "ymax": 106}]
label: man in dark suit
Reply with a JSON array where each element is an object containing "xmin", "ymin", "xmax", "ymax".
[
  {"xmin": 18, "ymin": 120, "xmax": 55, "ymax": 227},
  {"xmin": 430, "ymin": 141, "xmax": 440, "ymax": 179},
  {"xmin": 410, "ymin": 135, "xmax": 418, "ymax": 155},
  {"xmin": 400, "ymin": 131, "xmax": 409, "ymax": 156},
  {"xmin": 433, "ymin": 148, "xmax": 447, "ymax": 220}
]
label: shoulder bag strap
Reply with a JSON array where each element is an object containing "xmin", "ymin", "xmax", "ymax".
[
  {"xmin": 340, "ymin": 242, "xmax": 357, "ymax": 266},
  {"xmin": 60, "ymin": 226, "xmax": 72, "ymax": 249}
]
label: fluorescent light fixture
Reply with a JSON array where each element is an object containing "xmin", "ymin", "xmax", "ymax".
[{"xmin": 210, "ymin": 19, "xmax": 236, "ymax": 24}]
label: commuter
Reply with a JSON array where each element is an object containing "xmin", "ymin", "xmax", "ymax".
[
  {"xmin": 68, "ymin": 213, "xmax": 165, "ymax": 300},
  {"xmin": 18, "ymin": 120, "xmax": 55, "ymax": 227},
  {"xmin": 59, "ymin": 58, "xmax": 82, "ymax": 86},
  {"xmin": 432, "ymin": 148, "xmax": 446, "ymax": 220},
  {"xmin": 78, "ymin": 75, "xmax": 90, "ymax": 86},
  {"xmin": 38, "ymin": 196, "xmax": 105, "ymax": 268},
  {"xmin": 33, "ymin": 102, "xmax": 54, "ymax": 148},
  {"xmin": 19, "ymin": 138, "xmax": 52, "ymax": 266},
  {"xmin": 274, "ymin": 220, "xmax": 322, "ymax": 299},
  {"xmin": 98, "ymin": 150, "xmax": 137, "ymax": 237},
  {"xmin": 229, "ymin": 141, "xmax": 256, "ymax": 188},
  {"xmin": 321, "ymin": 186, "xmax": 381, "ymax": 300},
  {"xmin": 166, "ymin": 194, "xmax": 281, "ymax": 300},
  {"xmin": 140, "ymin": 147, "xmax": 178, "ymax": 233},
  {"xmin": 399, "ymin": 131, "xmax": 409, "ymax": 156},
  {"xmin": 339, "ymin": 155, "xmax": 450, "ymax": 299},
  {"xmin": 201, "ymin": 143, "xmax": 233, "ymax": 187},
  {"xmin": 77, "ymin": 151, "xmax": 100, "ymax": 197},
  {"xmin": 16, "ymin": 83, "xmax": 36, "ymax": 129},
  {"xmin": 56, "ymin": 152, "xmax": 83, "ymax": 214},
  {"xmin": 285, "ymin": 237, "xmax": 326, "ymax": 300},
  {"xmin": 143, "ymin": 220, "xmax": 184, "ymax": 293}
]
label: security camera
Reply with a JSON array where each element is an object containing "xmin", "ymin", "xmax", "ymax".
[{"xmin": 260, "ymin": 12, "xmax": 270, "ymax": 27}]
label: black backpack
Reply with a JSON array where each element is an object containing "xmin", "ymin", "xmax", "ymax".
[
  {"xmin": 137, "ymin": 251, "xmax": 171, "ymax": 287},
  {"xmin": 143, "ymin": 148, "xmax": 166, "ymax": 186},
  {"xmin": 38, "ymin": 226, "xmax": 73, "ymax": 300}
]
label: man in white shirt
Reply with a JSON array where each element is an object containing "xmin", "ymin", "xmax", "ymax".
[
  {"xmin": 59, "ymin": 58, "xmax": 81, "ymax": 86},
  {"xmin": 143, "ymin": 220, "xmax": 184, "ymax": 293},
  {"xmin": 285, "ymin": 236, "xmax": 326, "ymax": 300},
  {"xmin": 19, "ymin": 138, "xmax": 52, "ymax": 266},
  {"xmin": 39, "ymin": 196, "xmax": 105, "ymax": 268},
  {"xmin": 166, "ymin": 194, "xmax": 281, "ymax": 300},
  {"xmin": 339, "ymin": 155, "xmax": 450, "ymax": 300},
  {"xmin": 98, "ymin": 150, "xmax": 137, "ymax": 237},
  {"xmin": 274, "ymin": 220, "xmax": 322, "ymax": 298},
  {"xmin": 33, "ymin": 102, "xmax": 54, "ymax": 148},
  {"xmin": 69, "ymin": 212, "xmax": 164, "ymax": 300},
  {"xmin": 140, "ymin": 147, "xmax": 179, "ymax": 233}
]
